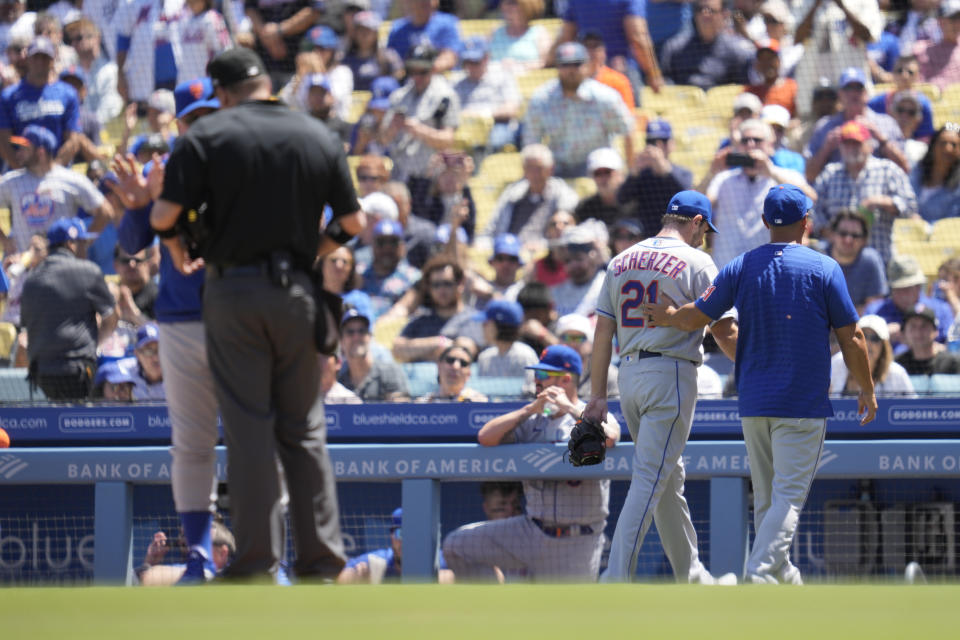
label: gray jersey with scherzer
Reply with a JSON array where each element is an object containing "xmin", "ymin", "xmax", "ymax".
[
  {"xmin": 0, "ymin": 166, "xmax": 105, "ymax": 252},
  {"xmin": 506, "ymin": 400, "xmax": 619, "ymax": 525},
  {"xmin": 597, "ymin": 237, "xmax": 719, "ymax": 364}
]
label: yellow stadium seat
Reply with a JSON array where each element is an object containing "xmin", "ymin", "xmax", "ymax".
[
  {"xmin": 378, "ymin": 21, "xmax": 392, "ymax": 45},
  {"xmin": 873, "ymin": 82, "xmax": 942, "ymax": 103},
  {"xmin": 704, "ymin": 84, "xmax": 748, "ymax": 115},
  {"xmin": 479, "ymin": 151, "xmax": 524, "ymax": 187},
  {"xmin": 468, "ymin": 245, "xmax": 495, "ymax": 280},
  {"xmin": 516, "ymin": 67, "xmax": 556, "ymax": 103},
  {"xmin": 931, "ymin": 218, "xmax": 960, "ymax": 245},
  {"xmin": 934, "ymin": 85, "xmax": 960, "ymax": 128},
  {"xmin": 893, "ymin": 217, "xmax": 930, "ymax": 243},
  {"xmin": 459, "ymin": 19, "xmax": 499, "ymax": 39},
  {"xmin": 895, "ymin": 239, "xmax": 959, "ymax": 280},
  {"xmin": 372, "ymin": 313, "xmax": 407, "ymax": 348},
  {"xmin": 567, "ymin": 176, "xmax": 596, "ymax": 200},
  {"xmin": 0, "ymin": 207, "xmax": 9, "ymax": 236},
  {"xmin": 348, "ymin": 90, "xmax": 371, "ymax": 123},
  {"xmin": 530, "ymin": 18, "xmax": 563, "ymax": 40},
  {"xmin": 72, "ymin": 162, "xmax": 88, "ymax": 176},
  {"xmin": 640, "ymin": 84, "xmax": 705, "ymax": 116},
  {"xmin": 468, "ymin": 177, "xmax": 501, "ymax": 232},
  {"xmin": 669, "ymin": 149, "xmax": 712, "ymax": 184},
  {"xmin": 0, "ymin": 322, "xmax": 15, "ymax": 362},
  {"xmin": 454, "ymin": 112, "xmax": 494, "ymax": 150}
]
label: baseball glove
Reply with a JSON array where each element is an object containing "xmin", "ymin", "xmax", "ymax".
[{"xmin": 566, "ymin": 416, "xmax": 607, "ymax": 467}]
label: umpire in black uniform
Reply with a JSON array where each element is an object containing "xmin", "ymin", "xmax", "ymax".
[{"xmin": 149, "ymin": 48, "xmax": 365, "ymax": 581}]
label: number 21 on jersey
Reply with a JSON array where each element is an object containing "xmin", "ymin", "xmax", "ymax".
[{"xmin": 620, "ymin": 280, "xmax": 657, "ymax": 328}]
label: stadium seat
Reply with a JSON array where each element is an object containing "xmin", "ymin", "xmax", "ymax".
[
  {"xmin": 640, "ymin": 85, "xmax": 705, "ymax": 116},
  {"xmin": 516, "ymin": 68, "xmax": 557, "ymax": 104},
  {"xmin": 704, "ymin": 84, "xmax": 748, "ymax": 115},
  {"xmin": 459, "ymin": 19, "xmax": 500, "ymax": 38},
  {"xmin": 567, "ymin": 176, "xmax": 596, "ymax": 200},
  {"xmin": 479, "ymin": 151, "xmax": 523, "ymax": 187},
  {"xmin": 893, "ymin": 240, "xmax": 951, "ymax": 280},
  {"xmin": 467, "ymin": 375, "xmax": 526, "ymax": 399},
  {"xmin": 930, "ymin": 374, "xmax": 960, "ymax": 395},
  {"xmin": 530, "ymin": 18, "xmax": 563, "ymax": 40},
  {"xmin": 873, "ymin": 82, "xmax": 942, "ymax": 103},
  {"xmin": 0, "ymin": 368, "xmax": 43, "ymax": 402},
  {"xmin": 909, "ymin": 375, "xmax": 933, "ymax": 395},
  {"xmin": 933, "ymin": 85, "xmax": 960, "ymax": 127},
  {"xmin": 403, "ymin": 361, "xmax": 439, "ymax": 398},
  {"xmin": 348, "ymin": 91, "xmax": 371, "ymax": 123},
  {"xmin": 0, "ymin": 321, "xmax": 15, "ymax": 363},
  {"xmin": 0, "ymin": 207, "xmax": 10, "ymax": 236},
  {"xmin": 372, "ymin": 313, "xmax": 407, "ymax": 350},
  {"xmin": 931, "ymin": 218, "xmax": 960, "ymax": 245},
  {"xmin": 893, "ymin": 217, "xmax": 930, "ymax": 244},
  {"xmin": 455, "ymin": 112, "xmax": 494, "ymax": 150}
]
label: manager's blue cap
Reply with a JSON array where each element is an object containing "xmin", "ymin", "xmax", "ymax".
[
  {"xmin": 526, "ymin": 344, "xmax": 583, "ymax": 376},
  {"xmin": 667, "ymin": 190, "xmax": 718, "ymax": 233},
  {"xmin": 763, "ymin": 184, "xmax": 813, "ymax": 226}
]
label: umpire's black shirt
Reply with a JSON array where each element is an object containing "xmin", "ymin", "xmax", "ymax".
[{"xmin": 161, "ymin": 99, "xmax": 360, "ymax": 267}]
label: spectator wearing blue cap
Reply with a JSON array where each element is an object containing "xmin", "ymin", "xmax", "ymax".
[
  {"xmin": 130, "ymin": 321, "xmax": 165, "ymax": 400},
  {"xmin": 386, "ymin": 0, "xmax": 462, "ymax": 73},
  {"xmin": 93, "ymin": 357, "xmax": 137, "ymax": 401},
  {"xmin": 660, "ymin": 0, "xmax": 755, "ymax": 91},
  {"xmin": 483, "ymin": 233, "xmax": 526, "ymax": 301},
  {"xmin": 0, "ymin": 124, "xmax": 112, "ymax": 254},
  {"xmin": 64, "ymin": 19, "xmax": 123, "ymax": 126},
  {"xmin": 303, "ymin": 73, "xmax": 351, "ymax": 148},
  {"xmin": 453, "ymin": 36, "xmax": 521, "ymax": 152},
  {"xmin": 618, "ymin": 118, "xmax": 694, "ymax": 239},
  {"xmin": 523, "ymin": 41, "xmax": 634, "ymax": 178},
  {"xmin": 360, "ymin": 218, "xmax": 421, "ymax": 321},
  {"xmin": 793, "ymin": 0, "xmax": 882, "ymax": 120},
  {"xmin": 350, "ymin": 76, "xmax": 400, "ymax": 155},
  {"xmin": 338, "ymin": 307, "xmax": 411, "ymax": 401},
  {"xmin": 20, "ymin": 216, "xmax": 117, "ymax": 400},
  {"xmin": 285, "ymin": 25, "xmax": 354, "ymax": 122},
  {"xmin": 0, "ymin": 36, "xmax": 82, "ymax": 168},
  {"xmin": 175, "ymin": 0, "xmax": 231, "ymax": 86},
  {"xmin": 476, "ymin": 298, "xmax": 539, "ymax": 378},
  {"xmin": 648, "ymin": 183, "xmax": 877, "ymax": 585},
  {"xmin": 443, "ymin": 344, "xmax": 620, "ymax": 581},
  {"xmin": 805, "ymin": 67, "xmax": 909, "ymax": 184},
  {"xmin": 341, "ymin": 10, "xmax": 403, "ymax": 92}
]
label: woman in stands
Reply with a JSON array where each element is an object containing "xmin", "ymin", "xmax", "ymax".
[
  {"xmin": 320, "ymin": 245, "xmax": 361, "ymax": 296},
  {"xmin": 418, "ymin": 344, "xmax": 488, "ymax": 402},
  {"xmin": 830, "ymin": 315, "xmax": 915, "ymax": 397},
  {"xmin": 489, "ymin": 0, "xmax": 550, "ymax": 71},
  {"xmin": 341, "ymin": 10, "xmax": 403, "ymax": 91},
  {"xmin": 910, "ymin": 123, "xmax": 960, "ymax": 222}
]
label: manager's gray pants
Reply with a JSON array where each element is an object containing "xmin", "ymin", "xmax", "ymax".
[
  {"xmin": 741, "ymin": 416, "xmax": 827, "ymax": 585},
  {"xmin": 203, "ymin": 269, "xmax": 345, "ymax": 580}
]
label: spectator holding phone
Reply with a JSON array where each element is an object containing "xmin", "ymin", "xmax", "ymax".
[{"xmin": 698, "ymin": 118, "xmax": 815, "ymax": 267}]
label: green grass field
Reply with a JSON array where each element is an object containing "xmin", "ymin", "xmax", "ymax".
[{"xmin": 2, "ymin": 584, "xmax": 957, "ymax": 639}]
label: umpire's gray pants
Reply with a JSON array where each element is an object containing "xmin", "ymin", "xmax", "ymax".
[
  {"xmin": 158, "ymin": 321, "xmax": 219, "ymax": 513},
  {"xmin": 741, "ymin": 416, "xmax": 826, "ymax": 585},
  {"xmin": 203, "ymin": 270, "xmax": 345, "ymax": 579}
]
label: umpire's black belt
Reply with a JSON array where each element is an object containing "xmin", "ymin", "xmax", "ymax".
[
  {"xmin": 209, "ymin": 262, "xmax": 271, "ymax": 278},
  {"xmin": 531, "ymin": 518, "xmax": 594, "ymax": 538}
]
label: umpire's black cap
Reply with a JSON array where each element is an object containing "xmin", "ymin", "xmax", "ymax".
[{"xmin": 207, "ymin": 48, "xmax": 267, "ymax": 88}]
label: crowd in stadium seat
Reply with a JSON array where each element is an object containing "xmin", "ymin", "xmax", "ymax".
[{"xmin": 0, "ymin": 0, "xmax": 959, "ymax": 402}]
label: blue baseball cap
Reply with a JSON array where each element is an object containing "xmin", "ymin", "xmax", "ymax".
[
  {"xmin": 47, "ymin": 216, "xmax": 97, "ymax": 245},
  {"xmin": 342, "ymin": 290, "xmax": 374, "ymax": 321},
  {"xmin": 369, "ymin": 76, "xmax": 399, "ymax": 110},
  {"xmin": 135, "ymin": 323, "xmax": 160, "ymax": 350},
  {"xmin": 391, "ymin": 507, "xmax": 402, "ymax": 535},
  {"xmin": 526, "ymin": 344, "xmax": 583, "ymax": 376},
  {"xmin": 667, "ymin": 190, "xmax": 718, "ymax": 233},
  {"xmin": 646, "ymin": 119, "xmax": 673, "ymax": 140},
  {"xmin": 174, "ymin": 77, "xmax": 220, "ymax": 119},
  {"xmin": 483, "ymin": 299, "xmax": 524, "ymax": 326},
  {"xmin": 374, "ymin": 219, "xmax": 403, "ymax": 237},
  {"xmin": 11, "ymin": 124, "xmax": 58, "ymax": 153},
  {"xmin": 341, "ymin": 307, "xmax": 372, "ymax": 329},
  {"xmin": 59, "ymin": 65, "xmax": 87, "ymax": 85},
  {"xmin": 763, "ymin": 184, "xmax": 814, "ymax": 226},
  {"xmin": 838, "ymin": 67, "xmax": 867, "ymax": 89},
  {"xmin": 94, "ymin": 359, "xmax": 136, "ymax": 386},
  {"xmin": 306, "ymin": 72, "xmax": 331, "ymax": 91},
  {"xmin": 307, "ymin": 25, "xmax": 339, "ymax": 50},
  {"xmin": 461, "ymin": 36, "xmax": 489, "ymax": 62},
  {"xmin": 492, "ymin": 233, "xmax": 524, "ymax": 265},
  {"xmin": 97, "ymin": 171, "xmax": 118, "ymax": 196},
  {"xmin": 435, "ymin": 224, "xmax": 468, "ymax": 244}
]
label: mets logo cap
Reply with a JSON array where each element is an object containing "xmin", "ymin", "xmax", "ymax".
[
  {"xmin": 763, "ymin": 184, "xmax": 813, "ymax": 226},
  {"xmin": 667, "ymin": 190, "xmax": 718, "ymax": 232},
  {"xmin": 174, "ymin": 78, "xmax": 220, "ymax": 119},
  {"xmin": 526, "ymin": 344, "xmax": 583, "ymax": 376}
]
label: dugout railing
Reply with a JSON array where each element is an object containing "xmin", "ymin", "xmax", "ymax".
[{"xmin": 3, "ymin": 439, "xmax": 960, "ymax": 584}]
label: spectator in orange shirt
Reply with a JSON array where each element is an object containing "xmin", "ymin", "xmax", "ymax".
[
  {"xmin": 745, "ymin": 38, "xmax": 797, "ymax": 116},
  {"xmin": 582, "ymin": 32, "xmax": 635, "ymax": 110}
]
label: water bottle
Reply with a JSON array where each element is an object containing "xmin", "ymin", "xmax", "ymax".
[{"xmin": 542, "ymin": 402, "xmax": 560, "ymax": 417}]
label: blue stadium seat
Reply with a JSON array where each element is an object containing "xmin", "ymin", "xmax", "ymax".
[
  {"xmin": 930, "ymin": 374, "xmax": 960, "ymax": 395},
  {"xmin": 0, "ymin": 368, "xmax": 44, "ymax": 402},
  {"xmin": 402, "ymin": 362, "xmax": 439, "ymax": 398},
  {"xmin": 909, "ymin": 375, "xmax": 933, "ymax": 395},
  {"xmin": 467, "ymin": 376, "xmax": 526, "ymax": 399}
]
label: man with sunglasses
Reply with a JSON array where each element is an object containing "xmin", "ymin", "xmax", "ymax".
[
  {"xmin": 825, "ymin": 210, "xmax": 887, "ymax": 313},
  {"xmin": 867, "ymin": 55, "xmax": 935, "ymax": 141},
  {"xmin": 573, "ymin": 147, "xmax": 630, "ymax": 230},
  {"xmin": 112, "ymin": 244, "xmax": 158, "ymax": 324},
  {"xmin": 584, "ymin": 190, "xmax": 736, "ymax": 584},
  {"xmin": 443, "ymin": 345, "xmax": 620, "ymax": 581},
  {"xmin": 360, "ymin": 219, "xmax": 420, "ymax": 321},
  {"xmin": 338, "ymin": 307, "xmax": 410, "ymax": 402}
]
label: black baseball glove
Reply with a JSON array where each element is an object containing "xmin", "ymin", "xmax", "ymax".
[{"xmin": 566, "ymin": 416, "xmax": 607, "ymax": 467}]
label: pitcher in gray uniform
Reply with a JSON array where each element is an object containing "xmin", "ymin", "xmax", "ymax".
[
  {"xmin": 584, "ymin": 191, "xmax": 737, "ymax": 584},
  {"xmin": 442, "ymin": 345, "xmax": 620, "ymax": 581}
]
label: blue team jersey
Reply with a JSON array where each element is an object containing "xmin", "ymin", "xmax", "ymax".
[
  {"xmin": 562, "ymin": 0, "xmax": 646, "ymax": 61},
  {"xmin": 0, "ymin": 80, "xmax": 80, "ymax": 147},
  {"xmin": 387, "ymin": 12, "xmax": 462, "ymax": 60},
  {"xmin": 695, "ymin": 243, "xmax": 859, "ymax": 418},
  {"xmin": 345, "ymin": 547, "xmax": 400, "ymax": 579}
]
